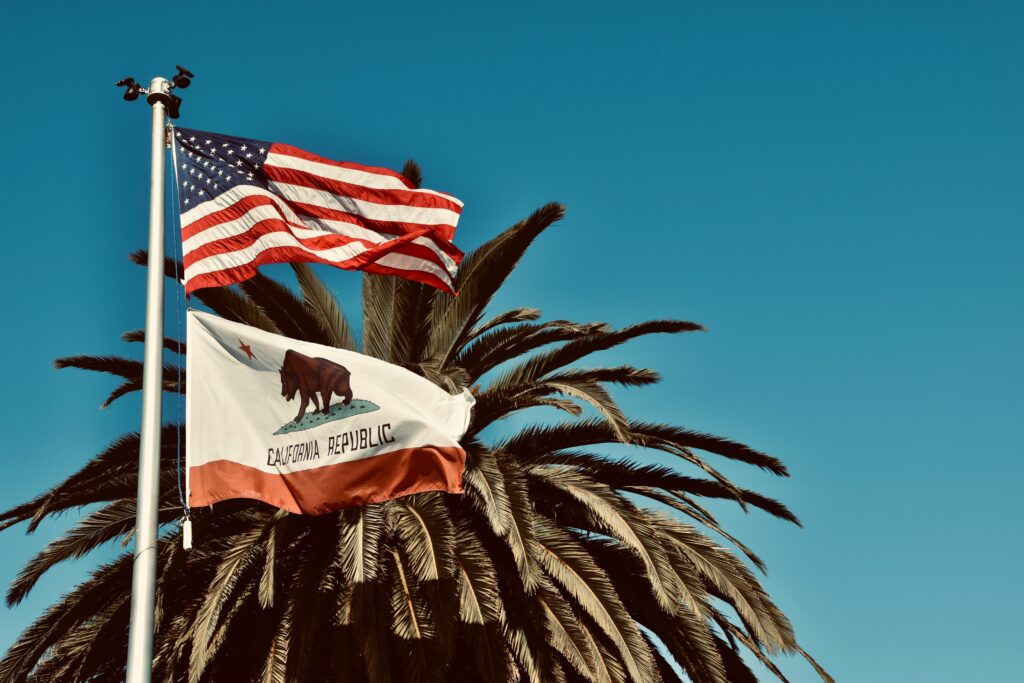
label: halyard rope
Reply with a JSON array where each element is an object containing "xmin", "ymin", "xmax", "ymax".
[{"xmin": 168, "ymin": 125, "xmax": 190, "ymax": 521}]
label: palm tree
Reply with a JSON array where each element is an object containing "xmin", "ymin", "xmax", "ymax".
[{"xmin": 0, "ymin": 165, "xmax": 830, "ymax": 683}]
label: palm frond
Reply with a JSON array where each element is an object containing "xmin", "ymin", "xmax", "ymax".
[
  {"xmin": 240, "ymin": 272, "xmax": 328, "ymax": 343},
  {"xmin": 53, "ymin": 355, "xmax": 143, "ymax": 379},
  {"xmin": 579, "ymin": 618, "xmax": 625, "ymax": 683},
  {"xmin": 121, "ymin": 330, "xmax": 186, "ymax": 354},
  {"xmin": 336, "ymin": 503, "xmax": 385, "ymax": 588},
  {"xmin": 653, "ymin": 514, "xmax": 796, "ymax": 653},
  {"xmin": 5, "ymin": 200, "xmax": 830, "ymax": 681},
  {"xmin": 543, "ymin": 379, "xmax": 632, "ymax": 443},
  {"xmin": 189, "ymin": 522, "xmax": 270, "ymax": 682},
  {"xmin": 53, "ymin": 356, "xmax": 184, "ymax": 409},
  {"xmin": 428, "ymin": 202, "xmax": 565, "ymax": 364},
  {"xmin": 129, "ymin": 249, "xmax": 183, "ymax": 280},
  {"xmin": 586, "ymin": 537, "xmax": 724, "ymax": 683},
  {"xmin": 457, "ymin": 319, "xmax": 608, "ymax": 382},
  {"xmin": 538, "ymin": 584, "xmax": 598, "ymax": 682},
  {"xmin": 526, "ymin": 465, "xmax": 680, "ymax": 612},
  {"xmin": 0, "ymin": 425, "xmax": 183, "ymax": 534},
  {"xmin": 129, "ymin": 249, "xmax": 280, "ymax": 333},
  {"xmin": 451, "ymin": 521, "xmax": 511, "ymax": 682},
  {"xmin": 401, "ymin": 160, "xmax": 423, "ymax": 189},
  {"xmin": 391, "ymin": 493, "xmax": 458, "ymax": 656},
  {"xmin": 496, "ymin": 320, "xmax": 703, "ymax": 391},
  {"xmin": 197, "ymin": 285, "xmax": 281, "ymax": 333},
  {"xmin": 386, "ymin": 546, "xmax": 436, "ymax": 683},
  {"xmin": 291, "ymin": 263, "xmax": 357, "ymax": 350},
  {"xmin": 391, "ymin": 494, "xmax": 455, "ymax": 584},
  {"xmin": 468, "ymin": 307, "xmax": 542, "ymax": 341},
  {"xmin": 100, "ymin": 367, "xmax": 184, "ymax": 409},
  {"xmin": 281, "ymin": 516, "xmax": 341, "ymax": 683},
  {"xmin": 462, "ymin": 445, "xmax": 512, "ymax": 537},
  {"xmin": 27, "ymin": 592, "xmax": 130, "ymax": 683},
  {"xmin": 362, "ymin": 273, "xmax": 395, "ymax": 359},
  {"xmin": 259, "ymin": 598, "xmax": 291, "ymax": 683},
  {"xmin": 502, "ymin": 419, "xmax": 789, "ymax": 477},
  {"xmin": 536, "ymin": 452, "xmax": 799, "ymax": 526},
  {"xmin": 626, "ymin": 485, "xmax": 769, "ymax": 572},
  {"xmin": 390, "ymin": 280, "xmax": 436, "ymax": 366},
  {"xmin": 0, "ymin": 552, "xmax": 134, "ymax": 681},
  {"xmin": 797, "ymin": 646, "xmax": 835, "ymax": 683},
  {"xmin": 7, "ymin": 499, "xmax": 140, "ymax": 607},
  {"xmin": 644, "ymin": 634, "xmax": 685, "ymax": 683},
  {"xmin": 532, "ymin": 517, "xmax": 656, "ymax": 683},
  {"xmin": 453, "ymin": 521, "xmax": 501, "ymax": 624},
  {"xmin": 717, "ymin": 619, "xmax": 792, "ymax": 683},
  {"xmin": 497, "ymin": 456, "xmax": 543, "ymax": 594},
  {"xmin": 258, "ymin": 510, "xmax": 289, "ymax": 608}
]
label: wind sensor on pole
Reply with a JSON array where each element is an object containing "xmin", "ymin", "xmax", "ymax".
[
  {"xmin": 115, "ymin": 65, "xmax": 194, "ymax": 683},
  {"xmin": 115, "ymin": 65, "xmax": 193, "ymax": 118}
]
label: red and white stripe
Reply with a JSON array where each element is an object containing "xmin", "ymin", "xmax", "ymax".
[{"xmin": 177, "ymin": 143, "xmax": 464, "ymax": 294}]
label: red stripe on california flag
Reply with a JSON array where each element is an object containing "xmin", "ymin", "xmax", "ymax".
[{"xmin": 189, "ymin": 446, "xmax": 465, "ymax": 514}]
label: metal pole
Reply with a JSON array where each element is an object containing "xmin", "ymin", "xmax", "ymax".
[{"xmin": 125, "ymin": 76, "xmax": 169, "ymax": 683}]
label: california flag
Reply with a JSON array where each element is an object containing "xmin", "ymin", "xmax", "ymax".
[{"xmin": 186, "ymin": 310, "xmax": 474, "ymax": 514}]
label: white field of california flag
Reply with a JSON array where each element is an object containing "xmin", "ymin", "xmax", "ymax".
[{"xmin": 186, "ymin": 310, "xmax": 474, "ymax": 514}]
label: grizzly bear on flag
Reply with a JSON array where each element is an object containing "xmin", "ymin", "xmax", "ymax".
[{"xmin": 279, "ymin": 349, "xmax": 353, "ymax": 423}]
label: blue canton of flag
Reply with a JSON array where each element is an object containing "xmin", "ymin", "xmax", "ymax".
[{"xmin": 173, "ymin": 129, "xmax": 271, "ymax": 210}]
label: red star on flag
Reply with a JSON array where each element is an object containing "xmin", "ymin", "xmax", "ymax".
[{"xmin": 238, "ymin": 340, "xmax": 255, "ymax": 360}]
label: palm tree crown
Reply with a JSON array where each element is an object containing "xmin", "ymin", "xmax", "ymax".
[{"xmin": 0, "ymin": 164, "xmax": 829, "ymax": 682}]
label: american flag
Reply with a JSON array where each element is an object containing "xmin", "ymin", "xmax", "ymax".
[{"xmin": 171, "ymin": 127, "xmax": 464, "ymax": 294}]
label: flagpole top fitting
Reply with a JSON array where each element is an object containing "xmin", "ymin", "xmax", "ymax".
[
  {"xmin": 146, "ymin": 77, "xmax": 182, "ymax": 120},
  {"xmin": 114, "ymin": 77, "xmax": 143, "ymax": 101},
  {"xmin": 115, "ymin": 66, "xmax": 194, "ymax": 119}
]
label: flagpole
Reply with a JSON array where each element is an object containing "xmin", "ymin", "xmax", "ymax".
[
  {"xmin": 122, "ymin": 75, "xmax": 169, "ymax": 683},
  {"xmin": 116, "ymin": 67, "xmax": 191, "ymax": 683}
]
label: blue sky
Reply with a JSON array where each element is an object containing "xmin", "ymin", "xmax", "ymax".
[{"xmin": 2, "ymin": 1, "xmax": 1022, "ymax": 680}]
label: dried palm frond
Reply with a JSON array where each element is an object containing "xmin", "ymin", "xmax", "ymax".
[{"xmin": 0, "ymin": 198, "xmax": 828, "ymax": 682}]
